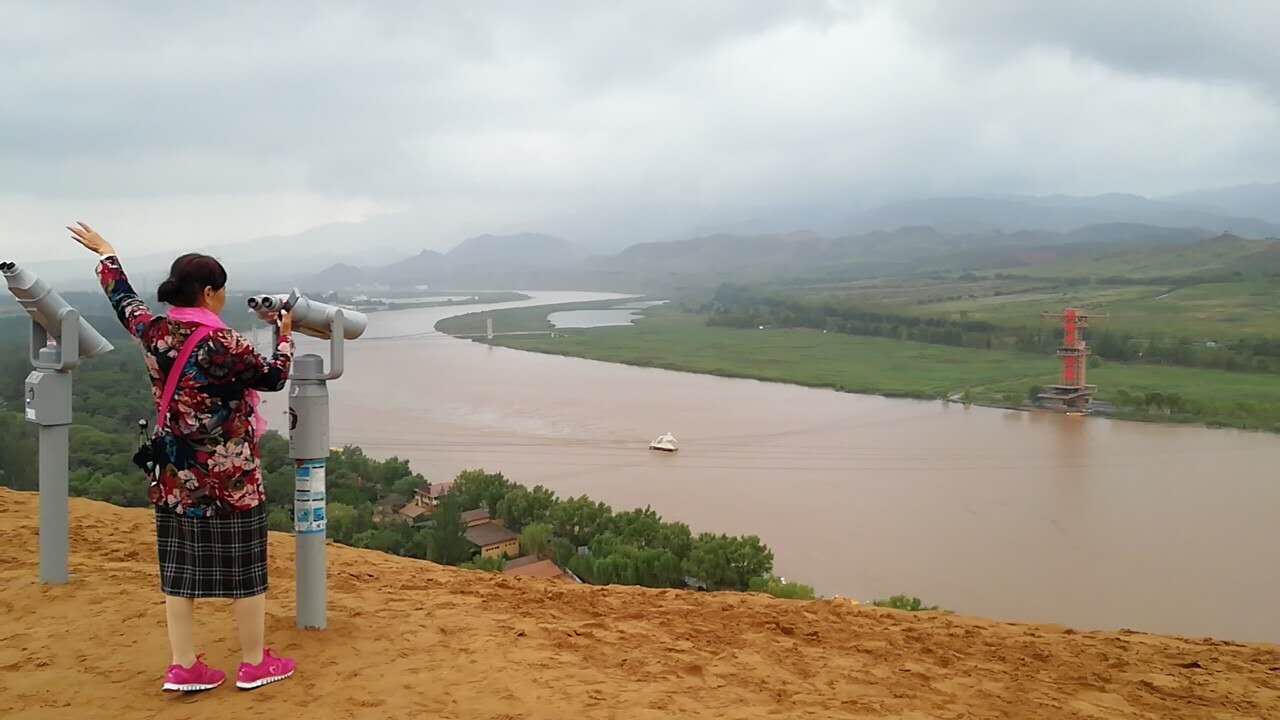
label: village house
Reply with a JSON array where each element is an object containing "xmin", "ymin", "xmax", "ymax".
[
  {"xmin": 373, "ymin": 493, "xmax": 406, "ymax": 525},
  {"xmin": 464, "ymin": 522, "xmax": 520, "ymax": 560},
  {"xmin": 502, "ymin": 556, "xmax": 576, "ymax": 582},
  {"xmin": 412, "ymin": 481, "xmax": 454, "ymax": 509},
  {"xmin": 396, "ymin": 481, "xmax": 455, "ymax": 524},
  {"xmin": 460, "ymin": 508, "xmax": 494, "ymax": 528},
  {"xmin": 397, "ymin": 503, "xmax": 431, "ymax": 525}
]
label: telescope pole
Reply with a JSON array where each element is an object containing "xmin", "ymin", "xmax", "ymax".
[
  {"xmin": 25, "ymin": 312, "xmax": 79, "ymax": 585},
  {"xmin": 289, "ymin": 354, "xmax": 329, "ymax": 630},
  {"xmin": 37, "ymin": 418, "xmax": 70, "ymax": 584}
]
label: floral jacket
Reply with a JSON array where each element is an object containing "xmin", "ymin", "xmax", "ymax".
[{"xmin": 97, "ymin": 256, "xmax": 293, "ymax": 516}]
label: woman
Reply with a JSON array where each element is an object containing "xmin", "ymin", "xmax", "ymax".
[{"xmin": 70, "ymin": 222, "xmax": 298, "ymax": 693}]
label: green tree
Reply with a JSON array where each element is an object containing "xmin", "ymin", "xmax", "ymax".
[
  {"xmin": 633, "ymin": 547, "xmax": 684, "ymax": 588},
  {"xmin": 683, "ymin": 534, "xmax": 734, "ymax": 589},
  {"xmin": 451, "ymin": 469, "xmax": 512, "ymax": 512},
  {"xmin": 426, "ymin": 495, "xmax": 472, "ymax": 565},
  {"xmin": 392, "ymin": 474, "xmax": 425, "ymax": 500},
  {"xmin": 461, "ymin": 555, "xmax": 504, "ymax": 572},
  {"xmin": 567, "ymin": 554, "xmax": 594, "ymax": 583},
  {"xmin": 496, "ymin": 484, "xmax": 558, "ymax": 531},
  {"xmin": 267, "ymin": 507, "xmax": 293, "ymax": 533},
  {"xmin": 352, "ymin": 526, "xmax": 411, "ymax": 555},
  {"xmin": 402, "ymin": 528, "xmax": 433, "ymax": 560},
  {"xmin": 0, "ymin": 413, "xmax": 38, "ymax": 491},
  {"xmin": 326, "ymin": 502, "xmax": 358, "ymax": 544},
  {"xmin": 871, "ymin": 595, "xmax": 940, "ymax": 612},
  {"xmin": 550, "ymin": 537, "xmax": 577, "ymax": 567},
  {"xmin": 658, "ymin": 522, "xmax": 693, "ymax": 559},
  {"xmin": 520, "ymin": 522, "xmax": 553, "ymax": 559},
  {"xmin": 607, "ymin": 507, "xmax": 664, "ymax": 548},
  {"xmin": 549, "ymin": 495, "xmax": 612, "ymax": 547},
  {"xmin": 592, "ymin": 553, "xmax": 637, "ymax": 585},
  {"xmin": 748, "ymin": 575, "xmax": 816, "ymax": 600},
  {"xmin": 684, "ymin": 533, "xmax": 774, "ymax": 591}
]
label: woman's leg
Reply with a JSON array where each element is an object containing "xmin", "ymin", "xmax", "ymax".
[
  {"xmin": 164, "ymin": 596, "xmax": 197, "ymax": 667},
  {"xmin": 233, "ymin": 593, "xmax": 266, "ymax": 665}
]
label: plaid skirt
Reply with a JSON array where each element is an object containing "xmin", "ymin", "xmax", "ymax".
[{"xmin": 155, "ymin": 502, "xmax": 269, "ymax": 599}]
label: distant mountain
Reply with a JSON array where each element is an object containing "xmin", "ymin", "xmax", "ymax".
[
  {"xmin": 845, "ymin": 194, "xmax": 1280, "ymax": 238},
  {"xmin": 306, "ymin": 262, "xmax": 370, "ymax": 289},
  {"xmin": 445, "ymin": 233, "xmax": 587, "ymax": 270},
  {"xmin": 591, "ymin": 223, "xmax": 1218, "ymax": 283},
  {"xmin": 300, "ymin": 233, "xmax": 589, "ymax": 290},
  {"xmin": 1064, "ymin": 222, "xmax": 1210, "ymax": 245},
  {"xmin": 379, "ymin": 250, "xmax": 450, "ymax": 286},
  {"xmin": 1163, "ymin": 182, "xmax": 1280, "ymax": 225}
]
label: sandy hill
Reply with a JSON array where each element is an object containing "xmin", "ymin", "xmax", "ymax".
[{"xmin": 1, "ymin": 489, "xmax": 1277, "ymax": 720}]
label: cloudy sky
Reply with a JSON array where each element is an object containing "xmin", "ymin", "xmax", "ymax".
[{"xmin": 3, "ymin": 1, "xmax": 1278, "ymax": 262}]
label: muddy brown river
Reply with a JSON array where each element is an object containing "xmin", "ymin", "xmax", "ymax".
[{"xmin": 283, "ymin": 292, "xmax": 1279, "ymax": 641}]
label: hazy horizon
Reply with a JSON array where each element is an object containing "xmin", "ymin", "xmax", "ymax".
[{"xmin": 4, "ymin": 1, "xmax": 1279, "ymax": 263}]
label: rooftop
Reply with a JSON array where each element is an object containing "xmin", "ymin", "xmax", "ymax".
[
  {"xmin": 503, "ymin": 555, "xmax": 542, "ymax": 571},
  {"xmin": 464, "ymin": 522, "xmax": 518, "ymax": 548},
  {"xmin": 397, "ymin": 504, "xmax": 430, "ymax": 520},
  {"xmin": 419, "ymin": 481, "xmax": 453, "ymax": 499},
  {"xmin": 503, "ymin": 559, "xmax": 569, "ymax": 580},
  {"xmin": 460, "ymin": 508, "xmax": 491, "ymax": 525}
]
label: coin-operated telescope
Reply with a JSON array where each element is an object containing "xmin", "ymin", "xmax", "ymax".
[
  {"xmin": 246, "ymin": 288, "xmax": 368, "ymax": 631},
  {"xmin": 1, "ymin": 261, "xmax": 115, "ymax": 585},
  {"xmin": 1, "ymin": 261, "xmax": 113, "ymax": 368}
]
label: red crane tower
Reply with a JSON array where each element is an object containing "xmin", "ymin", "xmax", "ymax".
[{"xmin": 1037, "ymin": 308, "xmax": 1105, "ymax": 412}]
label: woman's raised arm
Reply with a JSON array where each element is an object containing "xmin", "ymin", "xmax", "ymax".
[{"xmin": 70, "ymin": 221, "xmax": 156, "ymax": 340}]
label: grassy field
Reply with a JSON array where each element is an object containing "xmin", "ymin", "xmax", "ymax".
[
  {"xmin": 916, "ymin": 280, "xmax": 1280, "ymax": 337},
  {"xmin": 442, "ymin": 305, "xmax": 1280, "ymax": 432},
  {"xmin": 1016, "ymin": 235, "xmax": 1277, "ymax": 278},
  {"xmin": 781, "ymin": 275, "xmax": 1280, "ymax": 338}
]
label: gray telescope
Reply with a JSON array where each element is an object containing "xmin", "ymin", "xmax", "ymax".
[
  {"xmin": 2, "ymin": 261, "xmax": 114, "ymax": 368},
  {"xmin": 247, "ymin": 289, "xmax": 367, "ymax": 341},
  {"xmin": 245, "ymin": 288, "xmax": 367, "ymax": 630},
  {"xmin": 3, "ymin": 259, "xmax": 114, "ymax": 586}
]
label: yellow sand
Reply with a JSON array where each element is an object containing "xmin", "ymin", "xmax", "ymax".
[{"xmin": 0, "ymin": 488, "xmax": 1277, "ymax": 719}]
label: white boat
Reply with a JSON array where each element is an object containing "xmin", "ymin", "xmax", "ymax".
[{"xmin": 649, "ymin": 432, "xmax": 678, "ymax": 452}]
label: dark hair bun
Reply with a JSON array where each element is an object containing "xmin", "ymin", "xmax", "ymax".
[
  {"xmin": 156, "ymin": 253, "xmax": 228, "ymax": 307},
  {"xmin": 157, "ymin": 278, "xmax": 180, "ymax": 304}
]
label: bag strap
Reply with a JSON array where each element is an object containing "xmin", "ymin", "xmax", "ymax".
[{"xmin": 156, "ymin": 326, "xmax": 214, "ymax": 431}]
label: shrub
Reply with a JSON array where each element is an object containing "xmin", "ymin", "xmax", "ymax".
[{"xmin": 871, "ymin": 594, "xmax": 940, "ymax": 612}]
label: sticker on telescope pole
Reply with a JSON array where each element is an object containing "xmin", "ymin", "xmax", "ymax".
[{"xmin": 294, "ymin": 460, "xmax": 327, "ymax": 534}]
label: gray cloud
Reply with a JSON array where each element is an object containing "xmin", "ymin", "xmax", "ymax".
[
  {"xmin": 898, "ymin": 1, "xmax": 1280, "ymax": 97},
  {"xmin": 1, "ymin": 1, "xmax": 1277, "ymax": 261}
]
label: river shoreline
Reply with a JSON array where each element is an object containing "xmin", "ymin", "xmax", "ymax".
[
  {"xmin": 319, "ymin": 291, "xmax": 1280, "ymax": 641},
  {"xmin": 435, "ymin": 302, "xmax": 1280, "ymax": 435}
]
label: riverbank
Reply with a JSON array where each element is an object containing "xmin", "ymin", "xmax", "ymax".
[
  {"xmin": 5, "ymin": 489, "xmax": 1278, "ymax": 719},
  {"xmin": 438, "ymin": 303, "xmax": 1280, "ymax": 432},
  {"xmin": 351, "ymin": 290, "xmax": 529, "ymax": 313}
]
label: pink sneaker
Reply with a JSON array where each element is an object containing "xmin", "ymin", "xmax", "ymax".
[
  {"xmin": 236, "ymin": 648, "xmax": 296, "ymax": 690},
  {"xmin": 162, "ymin": 655, "xmax": 226, "ymax": 692}
]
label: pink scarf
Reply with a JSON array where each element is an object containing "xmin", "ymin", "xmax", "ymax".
[{"xmin": 168, "ymin": 306, "xmax": 268, "ymax": 440}]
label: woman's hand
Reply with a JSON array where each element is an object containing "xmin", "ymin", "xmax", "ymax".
[
  {"xmin": 67, "ymin": 221, "xmax": 116, "ymax": 257},
  {"xmin": 277, "ymin": 310, "xmax": 293, "ymax": 337}
]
